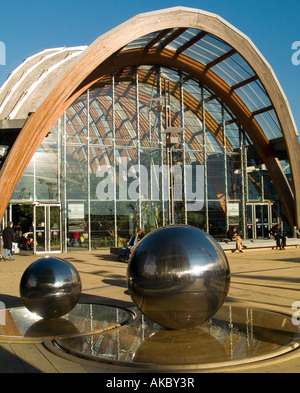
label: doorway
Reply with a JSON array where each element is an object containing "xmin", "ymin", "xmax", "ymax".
[
  {"xmin": 246, "ymin": 203, "xmax": 276, "ymax": 239},
  {"xmin": 33, "ymin": 204, "xmax": 61, "ymax": 253}
]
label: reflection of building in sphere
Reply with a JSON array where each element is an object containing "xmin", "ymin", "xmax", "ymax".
[
  {"xmin": 127, "ymin": 225, "xmax": 231, "ymax": 330},
  {"xmin": 155, "ymin": 243, "xmax": 190, "ymax": 278},
  {"xmin": 24, "ymin": 318, "xmax": 79, "ymax": 338},
  {"xmin": 20, "ymin": 257, "xmax": 82, "ymax": 319}
]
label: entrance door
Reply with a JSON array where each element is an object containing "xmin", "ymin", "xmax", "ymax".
[
  {"xmin": 33, "ymin": 204, "xmax": 61, "ymax": 253},
  {"xmin": 246, "ymin": 203, "xmax": 273, "ymax": 239}
]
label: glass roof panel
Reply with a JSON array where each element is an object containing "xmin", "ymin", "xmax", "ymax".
[
  {"xmin": 235, "ymin": 81, "xmax": 272, "ymax": 112},
  {"xmin": 254, "ymin": 110, "xmax": 282, "ymax": 139},
  {"xmin": 155, "ymin": 28, "xmax": 182, "ymax": 49},
  {"xmin": 205, "ymin": 100, "xmax": 222, "ymax": 123},
  {"xmin": 123, "ymin": 30, "xmax": 165, "ymax": 51},
  {"xmin": 225, "ymin": 123, "xmax": 240, "ymax": 149},
  {"xmin": 205, "ymin": 130, "xmax": 222, "ymax": 153},
  {"xmin": 159, "ymin": 67, "xmax": 179, "ymax": 83},
  {"xmin": 168, "ymin": 36, "xmax": 187, "ymax": 51},
  {"xmin": 183, "ymin": 78, "xmax": 202, "ymax": 98},
  {"xmin": 211, "ymin": 54, "xmax": 255, "ymax": 87},
  {"xmin": 210, "ymin": 63, "xmax": 238, "ymax": 86},
  {"xmin": 184, "ymin": 108, "xmax": 203, "ymax": 133},
  {"xmin": 202, "ymin": 34, "xmax": 232, "ymax": 56},
  {"xmin": 183, "ymin": 33, "xmax": 232, "ymax": 65},
  {"xmin": 119, "ymin": 28, "xmax": 283, "ymax": 142},
  {"xmin": 230, "ymin": 53, "xmax": 255, "ymax": 79},
  {"xmin": 163, "ymin": 29, "xmax": 190, "ymax": 51},
  {"xmin": 182, "ymin": 28, "xmax": 204, "ymax": 40},
  {"xmin": 183, "ymin": 45, "xmax": 214, "ymax": 65}
]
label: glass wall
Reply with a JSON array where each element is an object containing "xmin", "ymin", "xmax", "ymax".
[
  {"xmin": 10, "ymin": 65, "xmax": 283, "ymax": 250},
  {"xmin": 12, "ymin": 124, "xmax": 59, "ymax": 203}
]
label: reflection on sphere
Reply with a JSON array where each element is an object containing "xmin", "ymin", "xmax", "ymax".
[
  {"xmin": 20, "ymin": 257, "xmax": 82, "ymax": 319},
  {"xmin": 24, "ymin": 318, "xmax": 79, "ymax": 338},
  {"xmin": 127, "ymin": 225, "xmax": 230, "ymax": 329},
  {"xmin": 133, "ymin": 327, "xmax": 227, "ymax": 364}
]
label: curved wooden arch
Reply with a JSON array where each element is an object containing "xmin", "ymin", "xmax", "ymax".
[{"xmin": 0, "ymin": 7, "xmax": 299, "ymax": 227}]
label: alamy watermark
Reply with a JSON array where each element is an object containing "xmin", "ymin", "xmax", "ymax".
[
  {"xmin": 292, "ymin": 41, "xmax": 300, "ymax": 66},
  {"xmin": 0, "ymin": 41, "xmax": 6, "ymax": 65},
  {"xmin": 291, "ymin": 301, "xmax": 300, "ymax": 326},
  {"xmin": 0, "ymin": 301, "xmax": 6, "ymax": 325},
  {"xmin": 95, "ymin": 158, "xmax": 204, "ymax": 211}
]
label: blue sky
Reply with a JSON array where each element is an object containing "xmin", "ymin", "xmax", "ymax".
[{"xmin": 0, "ymin": 0, "xmax": 299, "ymax": 133}]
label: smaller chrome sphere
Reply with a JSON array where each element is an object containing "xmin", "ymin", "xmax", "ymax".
[{"xmin": 20, "ymin": 257, "xmax": 82, "ymax": 319}]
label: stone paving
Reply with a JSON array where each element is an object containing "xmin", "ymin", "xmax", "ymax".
[{"xmin": 0, "ymin": 246, "xmax": 300, "ymax": 373}]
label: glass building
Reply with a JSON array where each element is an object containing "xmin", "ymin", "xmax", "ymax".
[{"xmin": 0, "ymin": 8, "xmax": 299, "ymax": 253}]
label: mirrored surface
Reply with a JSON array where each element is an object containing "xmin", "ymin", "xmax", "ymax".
[
  {"xmin": 128, "ymin": 225, "xmax": 230, "ymax": 329},
  {"xmin": 20, "ymin": 257, "xmax": 82, "ymax": 319},
  {"xmin": 1, "ymin": 303, "xmax": 132, "ymax": 339}
]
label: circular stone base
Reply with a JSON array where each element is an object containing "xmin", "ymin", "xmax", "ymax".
[
  {"xmin": 52, "ymin": 305, "xmax": 300, "ymax": 370},
  {"xmin": 1, "ymin": 304, "xmax": 300, "ymax": 370}
]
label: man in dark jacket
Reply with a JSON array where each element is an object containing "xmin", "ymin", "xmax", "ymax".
[
  {"xmin": 2, "ymin": 222, "xmax": 15, "ymax": 261},
  {"xmin": 270, "ymin": 223, "xmax": 286, "ymax": 250}
]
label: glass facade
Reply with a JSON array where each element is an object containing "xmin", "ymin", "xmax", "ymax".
[{"xmin": 10, "ymin": 65, "xmax": 284, "ymax": 251}]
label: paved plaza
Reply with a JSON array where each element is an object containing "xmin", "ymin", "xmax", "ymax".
[{"xmin": 1, "ymin": 246, "xmax": 300, "ymax": 373}]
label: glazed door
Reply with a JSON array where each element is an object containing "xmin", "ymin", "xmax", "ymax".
[
  {"xmin": 33, "ymin": 204, "xmax": 61, "ymax": 254},
  {"xmin": 255, "ymin": 204, "xmax": 269, "ymax": 238},
  {"xmin": 246, "ymin": 203, "xmax": 273, "ymax": 239}
]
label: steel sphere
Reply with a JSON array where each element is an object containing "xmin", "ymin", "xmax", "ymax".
[
  {"xmin": 127, "ymin": 225, "xmax": 231, "ymax": 329},
  {"xmin": 20, "ymin": 257, "xmax": 82, "ymax": 319}
]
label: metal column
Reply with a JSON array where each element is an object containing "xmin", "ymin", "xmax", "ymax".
[
  {"xmin": 112, "ymin": 74, "xmax": 117, "ymax": 247},
  {"xmin": 240, "ymin": 125, "xmax": 247, "ymax": 239},
  {"xmin": 62, "ymin": 112, "xmax": 68, "ymax": 252},
  {"xmin": 201, "ymin": 85, "xmax": 209, "ymax": 232},
  {"xmin": 135, "ymin": 68, "xmax": 142, "ymax": 229},
  {"xmin": 180, "ymin": 72, "xmax": 187, "ymax": 224},
  {"xmin": 222, "ymin": 106, "xmax": 229, "ymax": 231},
  {"xmin": 87, "ymin": 89, "xmax": 92, "ymax": 251},
  {"xmin": 156, "ymin": 68, "xmax": 166, "ymax": 226}
]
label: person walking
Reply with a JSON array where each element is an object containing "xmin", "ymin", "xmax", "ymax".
[{"xmin": 2, "ymin": 221, "xmax": 15, "ymax": 261}]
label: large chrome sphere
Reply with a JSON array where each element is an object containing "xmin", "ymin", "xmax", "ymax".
[
  {"xmin": 20, "ymin": 257, "xmax": 82, "ymax": 319},
  {"xmin": 127, "ymin": 225, "xmax": 230, "ymax": 329}
]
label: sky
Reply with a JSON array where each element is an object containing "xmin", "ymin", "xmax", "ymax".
[{"xmin": 0, "ymin": 0, "xmax": 299, "ymax": 133}]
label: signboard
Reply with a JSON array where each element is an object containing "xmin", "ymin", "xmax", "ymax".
[
  {"xmin": 228, "ymin": 203, "xmax": 239, "ymax": 225},
  {"xmin": 68, "ymin": 203, "xmax": 84, "ymax": 220},
  {"xmin": 227, "ymin": 203, "xmax": 239, "ymax": 217}
]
